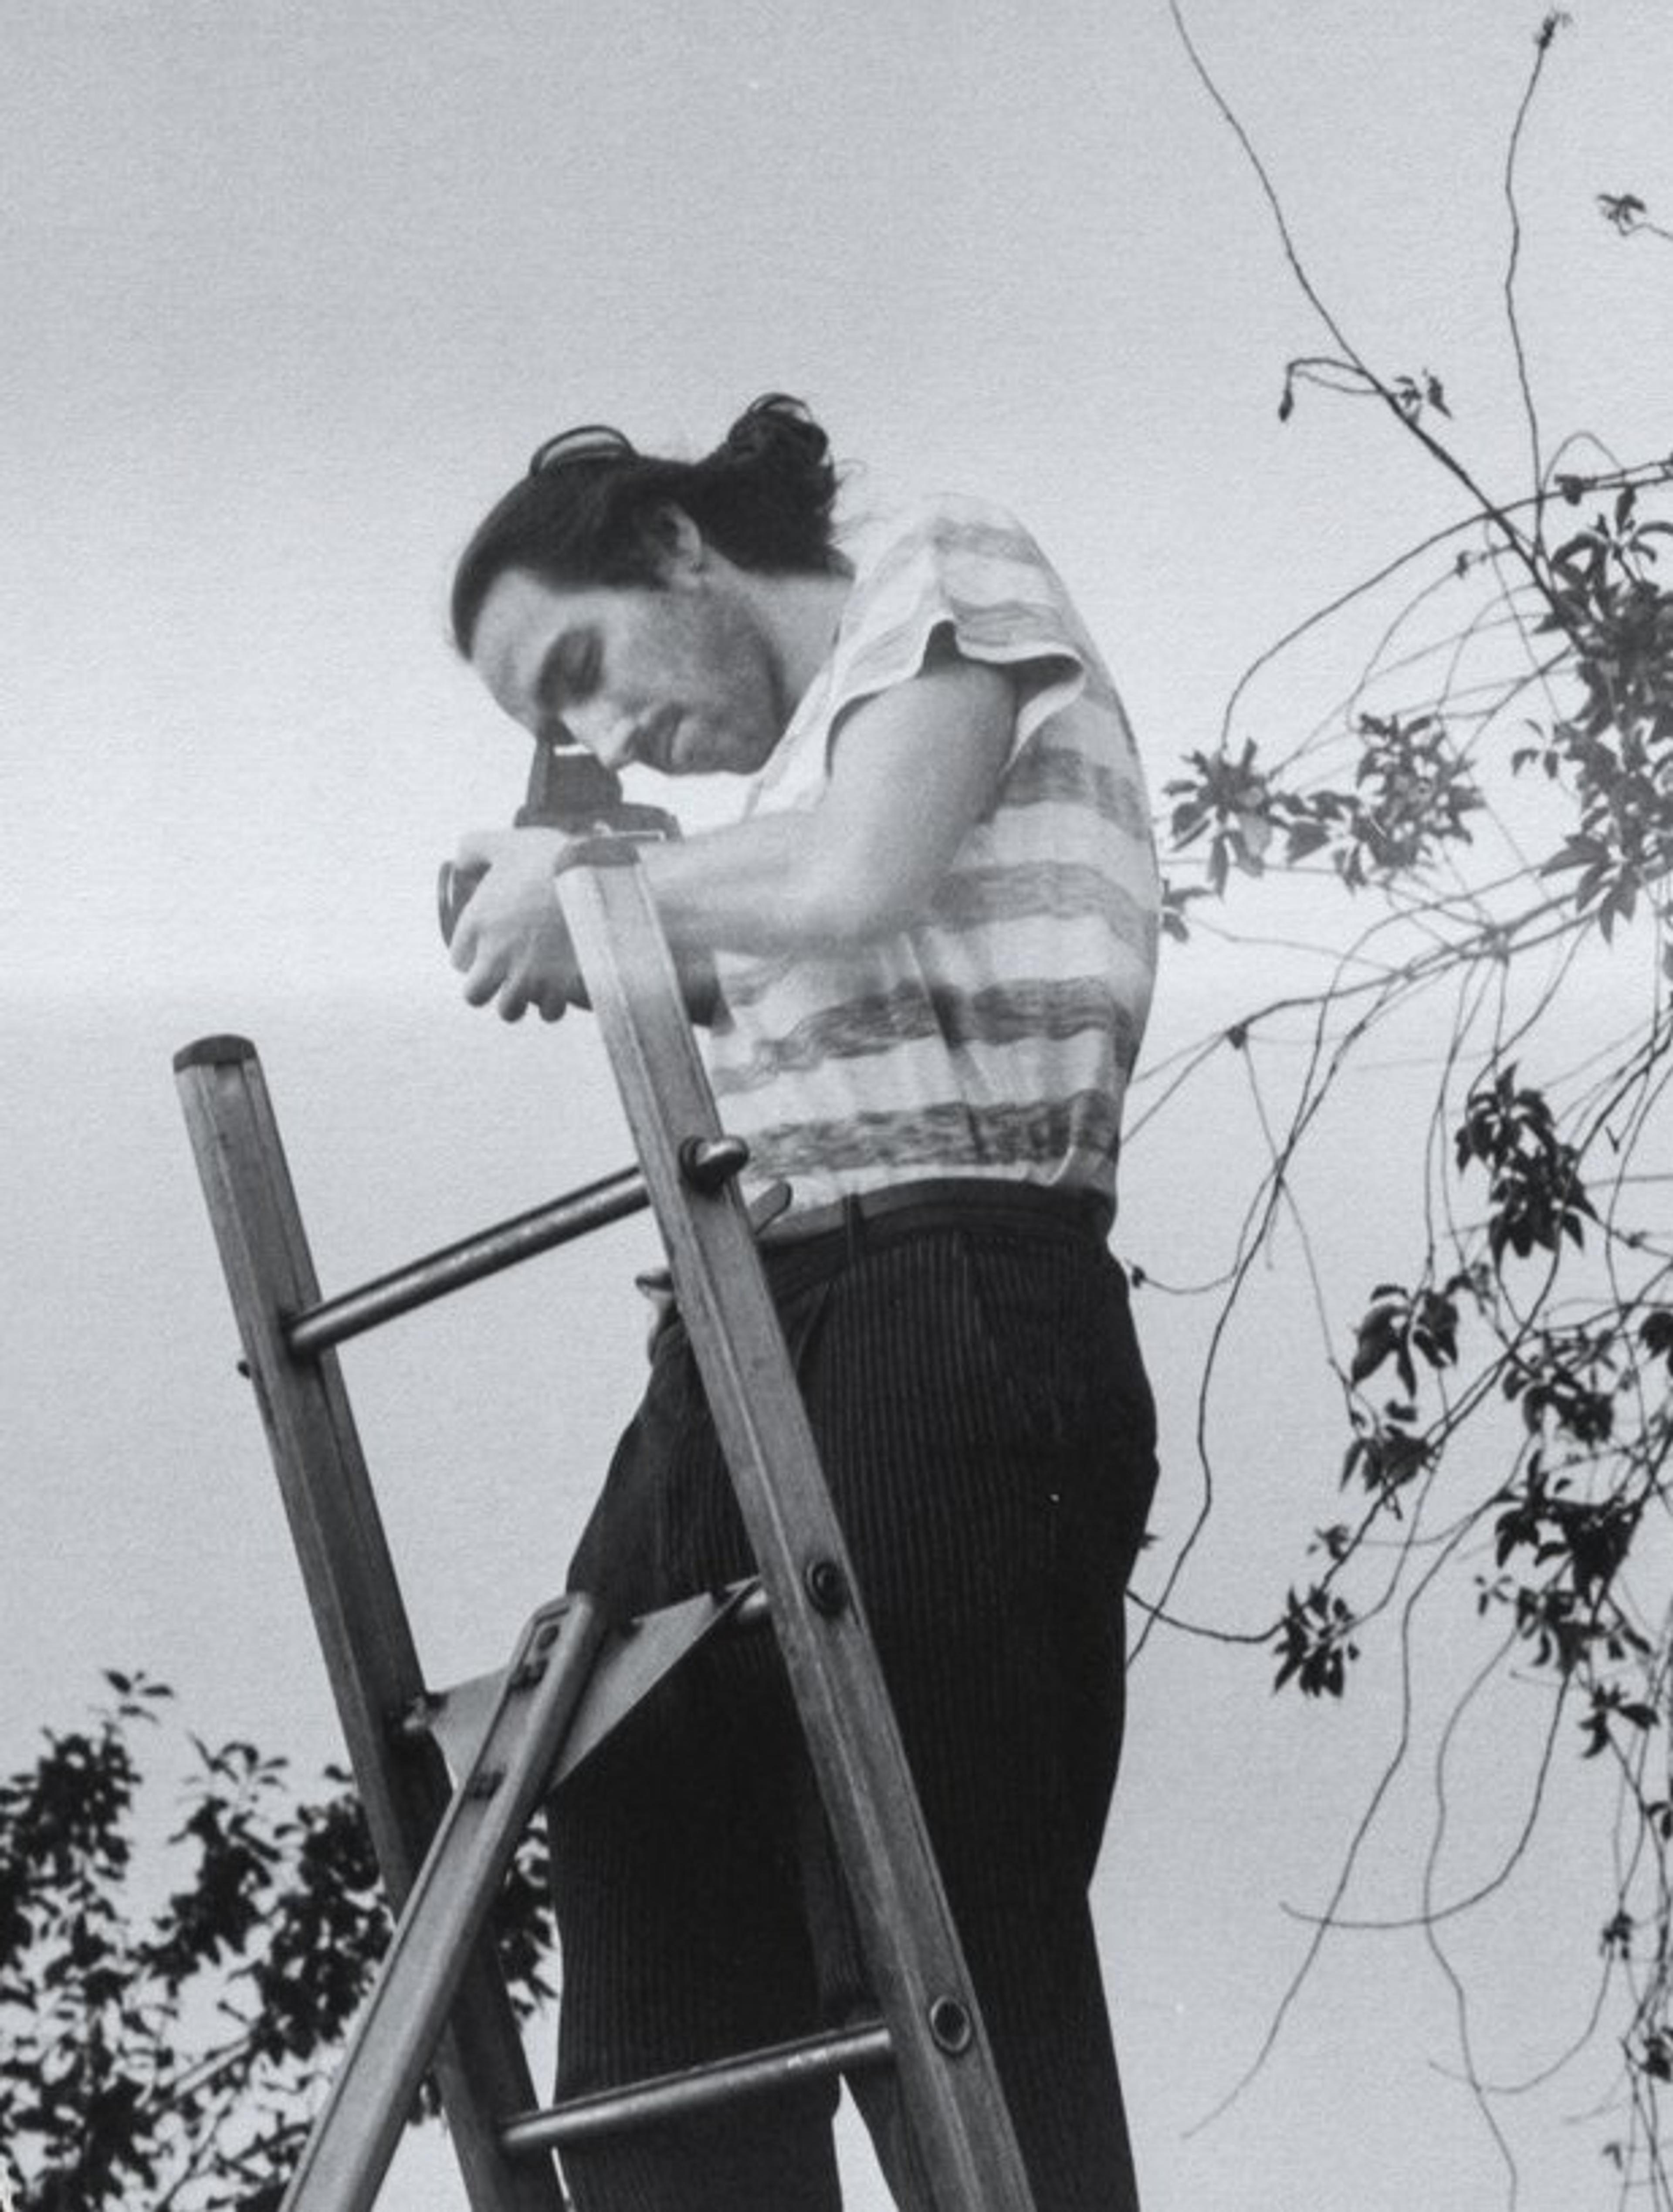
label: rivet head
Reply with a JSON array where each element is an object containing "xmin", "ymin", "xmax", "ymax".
[
  {"xmin": 928, "ymin": 1995, "xmax": 973, "ymax": 2054},
  {"xmin": 804, "ymin": 1558, "xmax": 849, "ymax": 1616}
]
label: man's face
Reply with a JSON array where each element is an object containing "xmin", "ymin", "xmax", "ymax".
[{"xmin": 470, "ymin": 562, "xmax": 788, "ymax": 779}]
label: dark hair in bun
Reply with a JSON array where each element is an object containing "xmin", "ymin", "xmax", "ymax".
[{"xmin": 451, "ymin": 394, "xmax": 842, "ymax": 655}]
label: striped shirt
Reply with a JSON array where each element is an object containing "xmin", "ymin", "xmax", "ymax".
[{"xmin": 704, "ymin": 496, "xmax": 1159, "ymax": 1221}]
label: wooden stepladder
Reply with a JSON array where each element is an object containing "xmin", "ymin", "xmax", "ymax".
[{"xmin": 175, "ymin": 850, "xmax": 1038, "ymax": 2212}]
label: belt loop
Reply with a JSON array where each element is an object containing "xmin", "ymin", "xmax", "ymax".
[{"xmin": 841, "ymin": 1192, "xmax": 865, "ymax": 1264}]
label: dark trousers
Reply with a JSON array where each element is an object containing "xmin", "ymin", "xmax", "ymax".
[{"xmin": 551, "ymin": 1205, "xmax": 1158, "ymax": 2211}]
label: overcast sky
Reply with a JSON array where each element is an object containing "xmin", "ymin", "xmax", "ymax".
[{"xmin": 5, "ymin": 3, "xmax": 1673, "ymax": 2206}]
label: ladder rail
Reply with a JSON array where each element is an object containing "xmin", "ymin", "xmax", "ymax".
[
  {"xmin": 556, "ymin": 853, "xmax": 1040, "ymax": 2212},
  {"xmin": 273, "ymin": 1596, "xmax": 607, "ymax": 2212},
  {"xmin": 173, "ymin": 1039, "xmax": 566, "ymax": 2212}
]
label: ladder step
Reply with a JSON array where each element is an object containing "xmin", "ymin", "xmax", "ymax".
[
  {"xmin": 499, "ymin": 2022, "xmax": 894, "ymax": 2155},
  {"xmin": 286, "ymin": 1166, "xmax": 648, "ymax": 1356},
  {"xmin": 403, "ymin": 1581, "xmax": 768, "ymax": 1785}
]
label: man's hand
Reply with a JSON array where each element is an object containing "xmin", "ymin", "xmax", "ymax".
[{"xmin": 448, "ymin": 827, "xmax": 583, "ymax": 1022}]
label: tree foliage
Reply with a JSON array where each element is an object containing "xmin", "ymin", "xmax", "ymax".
[
  {"xmin": 0, "ymin": 1673, "xmax": 551, "ymax": 2210},
  {"xmin": 1148, "ymin": 5, "xmax": 1672, "ymax": 2199}
]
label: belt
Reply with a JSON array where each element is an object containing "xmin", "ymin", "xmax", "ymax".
[{"xmin": 755, "ymin": 1175, "xmax": 1113, "ymax": 1250}]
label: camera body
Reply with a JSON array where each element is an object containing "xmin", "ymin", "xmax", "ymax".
[{"xmin": 437, "ymin": 738, "xmax": 681, "ymax": 947}]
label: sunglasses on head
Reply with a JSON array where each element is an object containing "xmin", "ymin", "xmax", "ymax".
[{"xmin": 525, "ymin": 423, "xmax": 637, "ymax": 477}]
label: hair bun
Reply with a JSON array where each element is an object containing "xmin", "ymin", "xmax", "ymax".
[{"xmin": 721, "ymin": 393, "xmax": 827, "ymax": 468}]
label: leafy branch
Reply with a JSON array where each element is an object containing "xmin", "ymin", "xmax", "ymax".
[
  {"xmin": 1147, "ymin": 4, "xmax": 1673, "ymax": 2199},
  {"xmin": 0, "ymin": 1676, "xmax": 555, "ymax": 2211}
]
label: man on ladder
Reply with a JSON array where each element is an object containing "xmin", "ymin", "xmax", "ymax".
[{"xmin": 444, "ymin": 394, "xmax": 1162, "ymax": 2211}]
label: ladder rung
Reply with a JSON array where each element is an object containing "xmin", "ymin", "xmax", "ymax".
[
  {"xmin": 286, "ymin": 1167, "xmax": 648, "ymax": 1355},
  {"xmin": 498, "ymin": 2022, "xmax": 894, "ymax": 2155}
]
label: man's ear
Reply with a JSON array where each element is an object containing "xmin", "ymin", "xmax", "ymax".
[{"xmin": 646, "ymin": 504, "xmax": 706, "ymax": 584}]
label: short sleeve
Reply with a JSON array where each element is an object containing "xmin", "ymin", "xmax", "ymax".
[{"xmin": 825, "ymin": 498, "xmax": 1092, "ymax": 767}]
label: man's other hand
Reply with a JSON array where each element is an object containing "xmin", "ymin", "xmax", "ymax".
[{"xmin": 448, "ymin": 827, "xmax": 583, "ymax": 1022}]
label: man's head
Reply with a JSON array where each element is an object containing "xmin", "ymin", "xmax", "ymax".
[
  {"xmin": 452, "ymin": 395, "xmax": 846, "ymax": 777},
  {"xmin": 451, "ymin": 396, "xmax": 841, "ymax": 651}
]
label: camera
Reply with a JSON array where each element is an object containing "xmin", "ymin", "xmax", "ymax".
[{"xmin": 437, "ymin": 737, "xmax": 681, "ymax": 947}]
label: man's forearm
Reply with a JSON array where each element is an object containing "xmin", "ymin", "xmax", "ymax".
[{"xmin": 638, "ymin": 659, "xmax": 1016, "ymax": 960}]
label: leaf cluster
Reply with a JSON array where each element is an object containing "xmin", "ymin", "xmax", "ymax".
[
  {"xmin": 1453, "ymin": 1065, "xmax": 1596, "ymax": 1265},
  {"xmin": 1532, "ymin": 488, "xmax": 1673, "ymax": 950},
  {"xmin": 1273, "ymin": 1585, "xmax": 1361, "ymax": 1699},
  {"xmin": 0, "ymin": 1678, "xmax": 554, "ymax": 2210},
  {"xmin": 1348, "ymin": 1275, "xmax": 1472, "ymax": 1398},
  {"xmin": 1165, "ymin": 709, "xmax": 1484, "ymax": 902}
]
